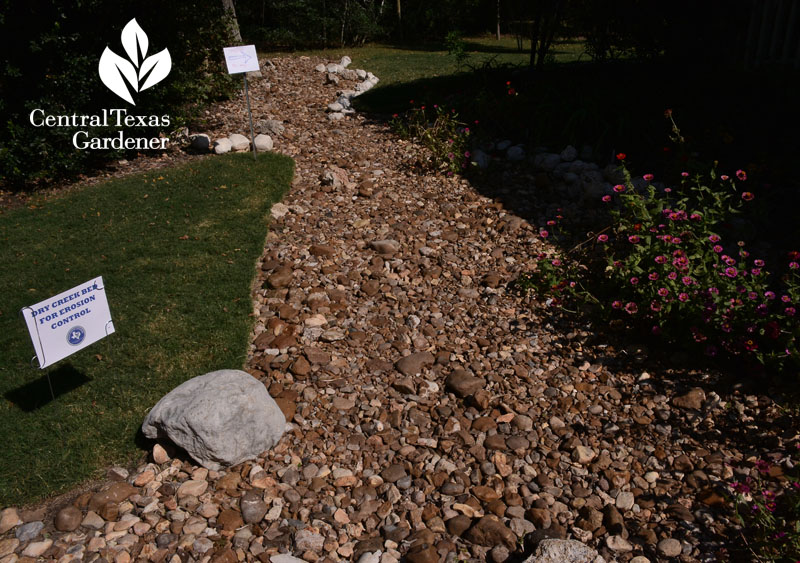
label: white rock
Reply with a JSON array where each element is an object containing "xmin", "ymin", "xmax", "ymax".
[
  {"xmin": 326, "ymin": 63, "xmax": 344, "ymax": 74},
  {"xmin": 270, "ymin": 555, "xmax": 306, "ymax": 563},
  {"xmin": 314, "ymin": 63, "xmax": 326, "ymax": 72},
  {"xmin": 327, "ymin": 102, "xmax": 344, "ymax": 112},
  {"xmin": 336, "ymin": 96, "xmax": 351, "ymax": 109},
  {"xmin": 229, "ymin": 133, "xmax": 250, "ymax": 151},
  {"xmin": 523, "ymin": 539, "xmax": 605, "ymax": 563},
  {"xmin": 471, "ymin": 149, "xmax": 490, "ymax": 169},
  {"xmin": 560, "ymin": 145, "xmax": 578, "ymax": 162},
  {"xmin": 213, "ymin": 138, "xmax": 232, "ymax": 154},
  {"xmin": 605, "ymin": 535, "xmax": 633, "ymax": 552},
  {"xmin": 270, "ymin": 203, "xmax": 289, "ymax": 220},
  {"xmin": 356, "ymin": 69, "xmax": 367, "ymax": 79},
  {"xmin": 254, "ymin": 134, "xmax": 273, "ymax": 151},
  {"xmin": 340, "ymin": 56, "xmax": 352, "ymax": 68},
  {"xmin": 616, "ymin": 491, "xmax": 635, "ymax": 511},
  {"xmin": 534, "ymin": 152, "xmax": 561, "ymax": 171},
  {"xmin": 141, "ymin": 370, "xmax": 286, "ymax": 470},
  {"xmin": 328, "ymin": 112, "xmax": 345, "ymax": 121},
  {"xmin": 506, "ymin": 145, "xmax": 525, "ymax": 161}
]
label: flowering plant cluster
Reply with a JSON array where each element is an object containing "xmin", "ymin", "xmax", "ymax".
[
  {"xmin": 598, "ymin": 158, "xmax": 799, "ymax": 369},
  {"xmin": 522, "ymin": 155, "xmax": 799, "ymax": 372},
  {"xmin": 390, "ymin": 103, "xmax": 472, "ymax": 175},
  {"xmin": 729, "ymin": 448, "xmax": 800, "ymax": 561}
]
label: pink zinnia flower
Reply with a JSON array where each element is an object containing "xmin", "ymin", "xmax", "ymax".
[
  {"xmin": 655, "ymin": 255, "xmax": 667, "ymax": 264},
  {"xmin": 630, "ymin": 277, "xmax": 639, "ymax": 285},
  {"xmin": 612, "ymin": 300, "xmax": 623, "ymax": 309},
  {"xmin": 713, "ymin": 245, "xmax": 723, "ymax": 253},
  {"xmin": 628, "ymin": 235, "xmax": 640, "ymax": 243},
  {"xmin": 651, "ymin": 301, "xmax": 662, "ymax": 312},
  {"xmin": 786, "ymin": 307, "xmax": 797, "ymax": 316},
  {"xmin": 602, "ymin": 195, "xmax": 612, "ymax": 202},
  {"xmin": 597, "ymin": 234, "xmax": 609, "ymax": 242},
  {"xmin": 648, "ymin": 272, "xmax": 659, "ymax": 281},
  {"xmin": 658, "ymin": 287, "xmax": 669, "ymax": 297},
  {"xmin": 736, "ymin": 169, "xmax": 747, "ymax": 181},
  {"xmin": 721, "ymin": 174, "xmax": 730, "ymax": 181},
  {"xmin": 742, "ymin": 192, "xmax": 754, "ymax": 201},
  {"xmin": 678, "ymin": 293, "xmax": 689, "ymax": 302},
  {"xmin": 709, "ymin": 234, "xmax": 721, "ymax": 243},
  {"xmin": 613, "ymin": 184, "xmax": 625, "ymax": 193},
  {"xmin": 668, "ymin": 271, "xmax": 678, "ymax": 280},
  {"xmin": 643, "ymin": 173, "xmax": 654, "ymax": 182},
  {"xmin": 624, "ymin": 302, "xmax": 638, "ymax": 314},
  {"xmin": 682, "ymin": 276, "xmax": 693, "ymax": 286},
  {"xmin": 539, "ymin": 230, "xmax": 549, "ymax": 238},
  {"xmin": 765, "ymin": 291, "xmax": 776, "ymax": 300},
  {"xmin": 681, "ymin": 172, "xmax": 689, "ymax": 177}
]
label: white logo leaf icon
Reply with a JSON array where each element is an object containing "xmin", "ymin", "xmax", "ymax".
[
  {"xmin": 99, "ymin": 47, "xmax": 138, "ymax": 105},
  {"xmin": 121, "ymin": 18, "xmax": 148, "ymax": 67},
  {"xmin": 139, "ymin": 48, "xmax": 171, "ymax": 91}
]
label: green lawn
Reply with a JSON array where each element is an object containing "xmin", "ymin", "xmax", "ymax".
[{"xmin": 0, "ymin": 152, "xmax": 293, "ymax": 505}]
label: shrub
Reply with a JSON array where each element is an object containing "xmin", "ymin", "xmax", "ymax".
[
  {"xmin": 729, "ymin": 448, "xmax": 800, "ymax": 561},
  {"xmin": 0, "ymin": 0, "xmax": 236, "ymax": 188},
  {"xmin": 521, "ymin": 123, "xmax": 799, "ymax": 373},
  {"xmin": 390, "ymin": 103, "xmax": 473, "ymax": 176}
]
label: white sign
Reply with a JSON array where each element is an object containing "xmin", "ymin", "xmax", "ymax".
[
  {"xmin": 223, "ymin": 45, "xmax": 260, "ymax": 74},
  {"xmin": 21, "ymin": 277, "xmax": 115, "ymax": 369}
]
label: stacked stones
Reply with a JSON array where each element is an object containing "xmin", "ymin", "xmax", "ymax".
[{"xmin": 314, "ymin": 56, "xmax": 379, "ymax": 122}]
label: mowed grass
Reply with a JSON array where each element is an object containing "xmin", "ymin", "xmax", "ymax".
[
  {"xmin": 265, "ymin": 35, "xmax": 586, "ymax": 87},
  {"xmin": 0, "ymin": 152, "xmax": 293, "ymax": 505}
]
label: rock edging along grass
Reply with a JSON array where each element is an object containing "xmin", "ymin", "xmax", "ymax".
[{"xmin": 0, "ymin": 152, "xmax": 294, "ymax": 506}]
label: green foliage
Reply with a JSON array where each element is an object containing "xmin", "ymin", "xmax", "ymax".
[
  {"xmin": 521, "ymin": 148, "xmax": 800, "ymax": 373},
  {"xmin": 0, "ymin": 0, "xmax": 237, "ymax": 188},
  {"xmin": 0, "ymin": 152, "xmax": 294, "ymax": 505},
  {"xmin": 445, "ymin": 31, "xmax": 471, "ymax": 69},
  {"xmin": 729, "ymin": 450, "xmax": 800, "ymax": 561},
  {"xmin": 390, "ymin": 103, "xmax": 472, "ymax": 175}
]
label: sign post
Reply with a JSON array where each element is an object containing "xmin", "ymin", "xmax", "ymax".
[
  {"xmin": 223, "ymin": 45, "xmax": 261, "ymax": 161},
  {"xmin": 21, "ymin": 277, "xmax": 115, "ymax": 397}
]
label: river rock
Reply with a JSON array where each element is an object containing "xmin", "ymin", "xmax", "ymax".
[
  {"xmin": 254, "ymin": 134, "xmax": 273, "ymax": 151},
  {"xmin": 141, "ymin": 369, "xmax": 286, "ymax": 470},
  {"xmin": 229, "ymin": 133, "xmax": 251, "ymax": 151},
  {"xmin": 523, "ymin": 539, "xmax": 605, "ymax": 562},
  {"xmin": 213, "ymin": 138, "xmax": 232, "ymax": 154}
]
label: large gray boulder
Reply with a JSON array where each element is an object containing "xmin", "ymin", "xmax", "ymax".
[
  {"xmin": 524, "ymin": 539, "xmax": 606, "ymax": 563},
  {"xmin": 142, "ymin": 370, "xmax": 286, "ymax": 470}
]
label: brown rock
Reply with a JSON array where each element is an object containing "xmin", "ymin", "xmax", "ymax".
[
  {"xmin": 304, "ymin": 347, "xmax": 331, "ymax": 365},
  {"xmin": 369, "ymin": 239, "xmax": 401, "ymax": 256},
  {"xmin": 465, "ymin": 515, "xmax": 517, "ymax": 549},
  {"xmin": 89, "ymin": 482, "xmax": 138, "ymax": 511},
  {"xmin": 405, "ymin": 544, "xmax": 439, "ymax": 563},
  {"xmin": 472, "ymin": 486, "xmax": 500, "ymax": 503},
  {"xmin": 395, "ymin": 351, "xmax": 435, "ymax": 376},
  {"xmin": 310, "ymin": 244, "xmax": 334, "ymax": 257},
  {"xmin": 290, "ymin": 356, "xmax": 311, "ymax": 376},
  {"xmin": 54, "ymin": 506, "xmax": 82, "ymax": 532},
  {"xmin": 274, "ymin": 396, "xmax": 297, "ymax": 421},
  {"xmin": 381, "ymin": 464, "xmax": 407, "ymax": 483},
  {"xmin": 526, "ymin": 507, "xmax": 551, "ymax": 529},
  {"xmin": 672, "ymin": 387, "xmax": 705, "ymax": 410},
  {"xmin": 98, "ymin": 501, "xmax": 119, "ymax": 522},
  {"xmin": 210, "ymin": 548, "xmax": 238, "ymax": 563},
  {"xmin": 445, "ymin": 369, "xmax": 485, "ymax": 398},
  {"xmin": 267, "ymin": 267, "xmax": 294, "ymax": 289},
  {"xmin": 217, "ymin": 508, "xmax": 244, "ymax": 531},
  {"xmin": 446, "ymin": 515, "xmax": 472, "ymax": 537}
]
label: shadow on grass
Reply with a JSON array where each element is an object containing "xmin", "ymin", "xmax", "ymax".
[{"xmin": 4, "ymin": 364, "xmax": 92, "ymax": 412}]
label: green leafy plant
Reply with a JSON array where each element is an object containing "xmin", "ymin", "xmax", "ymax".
[
  {"xmin": 445, "ymin": 31, "xmax": 471, "ymax": 70},
  {"xmin": 729, "ymin": 449, "xmax": 800, "ymax": 561},
  {"xmin": 520, "ymin": 117, "xmax": 800, "ymax": 373},
  {"xmin": 390, "ymin": 102, "xmax": 472, "ymax": 176}
]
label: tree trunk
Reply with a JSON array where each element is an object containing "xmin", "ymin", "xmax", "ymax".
[
  {"xmin": 221, "ymin": 0, "xmax": 242, "ymax": 43},
  {"xmin": 496, "ymin": 0, "xmax": 501, "ymax": 40}
]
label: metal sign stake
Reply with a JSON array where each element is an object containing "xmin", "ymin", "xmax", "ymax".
[{"xmin": 244, "ymin": 74, "xmax": 258, "ymax": 161}]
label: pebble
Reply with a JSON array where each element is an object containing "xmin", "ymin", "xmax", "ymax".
[{"xmin": 658, "ymin": 538, "xmax": 683, "ymax": 557}]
